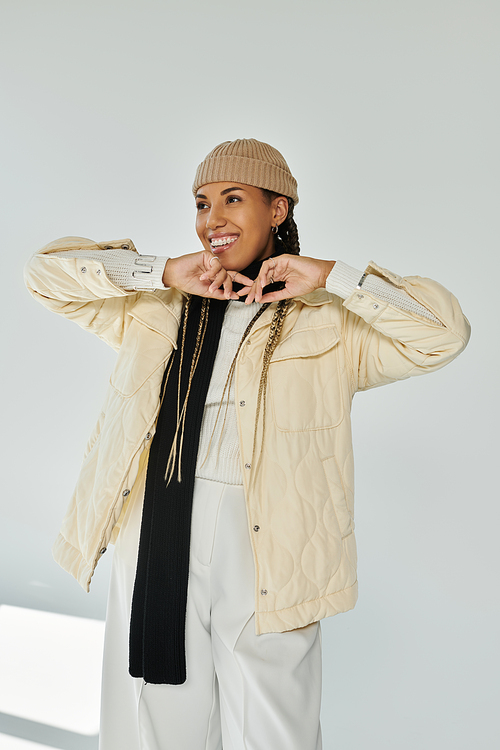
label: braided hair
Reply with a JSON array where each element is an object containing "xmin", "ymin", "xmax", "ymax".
[
  {"xmin": 260, "ymin": 189, "xmax": 301, "ymax": 256},
  {"xmin": 201, "ymin": 191, "xmax": 301, "ymax": 474}
]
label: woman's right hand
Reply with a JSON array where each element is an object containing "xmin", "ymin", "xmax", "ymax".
[{"xmin": 162, "ymin": 251, "xmax": 254, "ymax": 300}]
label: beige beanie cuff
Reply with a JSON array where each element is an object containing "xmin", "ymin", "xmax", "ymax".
[{"xmin": 192, "ymin": 139, "xmax": 299, "ymax": 205}]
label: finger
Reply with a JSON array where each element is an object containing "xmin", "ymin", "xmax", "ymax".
[
  {"xmin": 254, "ymin": 266, "xmax": 275, "ymax": 302},
  {"xmin": 205, "ymin": 287, "xmax": 228, "ymax": 300},
  {"xmin": 243, "ymin": 281, "xmax": 259, "ymax": 304},
  {"xmin": 250, "ymin": 276, "xmax": 263, "ymax": 303},
  {"xmin": 256, "ymin": 288, "xmax": 293, "ymax": 304},
  {"xmin": 239, "ymin": 282, "xmax": 255, "ymax": 305},
  {"xmin": 233, "ymin": 272, "xmax": 255, "ymax": 287},
  {"xmin": 207, "ymin": 270, "xmax": 240, "ymax": 300},
  {"xmin": 199, "ymin": 253, "xmax": 221, "ymax": 281},
  {"xmin": 207, "ymin": 268, "xmax": 228, "ymax": 293},
  {"xmin": 200, "ymin": 267, "xmax": 220, "ymax": 282},
  {"xmin": 221, "ymin": 271, "xmax": 239, "ymax": 301},
  {"xmin": 235, "ymin": 285, "xmax": 252, "ymax": 296},
  {"xmin": 205, "ymin": 283, "xmax": 239, "ymax": 301}
]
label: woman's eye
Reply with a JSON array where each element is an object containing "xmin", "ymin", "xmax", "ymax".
[
  {"xmin": 196, "ymin": 202, "xmax": 209, "ymax": 211},
  {"xmin": 226, "ymin": 195, "xmax": 241, "ymax": 204}
]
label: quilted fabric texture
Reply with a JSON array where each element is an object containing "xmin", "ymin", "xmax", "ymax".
[{"xmin": 24, "ymin": 237, "xmax": 470, "ymax": 634}]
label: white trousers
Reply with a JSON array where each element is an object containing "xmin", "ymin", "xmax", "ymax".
[{"xmin": 100, "ymin": 472, "xmax": 323, "ymax": 750}]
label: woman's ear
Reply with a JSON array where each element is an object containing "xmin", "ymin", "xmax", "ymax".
[{"xmin": 273, "ymin": 196, "xmax": 289, "ymax": 226}]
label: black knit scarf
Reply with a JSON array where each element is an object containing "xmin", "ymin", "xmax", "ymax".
[{"xmin": 129, "ymin": 251, "xmax": 286, "ymax": 685}]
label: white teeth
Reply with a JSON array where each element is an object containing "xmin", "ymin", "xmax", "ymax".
[{"xmin": 210, "ymin": 236, "xmax": 238, "ymax": 247}]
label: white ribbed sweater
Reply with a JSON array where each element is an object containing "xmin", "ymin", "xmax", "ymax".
[{"xmin": 195, "ymin": 300, "xmax": 262, "ymax": 485}]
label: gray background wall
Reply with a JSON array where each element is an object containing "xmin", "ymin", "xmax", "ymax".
[{"xmin": 1, "ymin": 0, "xmax": 498, "ymax": 748}]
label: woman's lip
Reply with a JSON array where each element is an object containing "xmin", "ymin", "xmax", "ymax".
[{"xmin": 211, "ymin": 237, "xmax": 239, "ymax": 254}]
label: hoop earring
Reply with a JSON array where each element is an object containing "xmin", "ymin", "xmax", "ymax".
[{"xmin": 271, "ymin": 225, "xmax": 278, "ymax": 234}]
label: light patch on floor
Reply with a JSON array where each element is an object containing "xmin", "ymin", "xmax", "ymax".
[{"xmin": 0, "ymin": 605, "xmax": 105, "ymax": 735}]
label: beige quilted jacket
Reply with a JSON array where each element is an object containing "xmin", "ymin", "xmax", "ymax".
[{"xmin": 24, "ymin": 237, "xmax": 470, "ymax": 634}]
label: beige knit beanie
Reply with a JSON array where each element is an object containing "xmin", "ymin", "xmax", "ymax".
[{"xmin": 192, "ymin": 138, "xmax": 299, "ymax": 205}]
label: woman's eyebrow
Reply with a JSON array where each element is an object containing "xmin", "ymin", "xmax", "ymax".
[
  {"xmin": 195, "ymin": 187, "xmax": 246, "ymax": 201},
  {"xmin": 220, "ymin": 187, "xmax": 246, "ymax": 195}
]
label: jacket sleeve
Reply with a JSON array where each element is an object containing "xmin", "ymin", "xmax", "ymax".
[
  {"xmin": 327, "ymin": 260, "xmax": 471, "ymax": 391},
  {"xmin": 24, "ymin": 236, "xmax": 165, "ymax": 351}
]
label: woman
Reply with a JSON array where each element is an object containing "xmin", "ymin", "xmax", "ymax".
[{"xmin": 24, "ymin": 138, "xmax": 470, "ymax": 750}]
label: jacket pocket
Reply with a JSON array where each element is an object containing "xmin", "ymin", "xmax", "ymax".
[
  {"xmin": 110, "ymin": 318, "xmax": 173, "ymax": 397},
  {"xmin": 269, "ymin": 324, "xmax": 344, "ymax": 432},
  {"xmin": 321, "ymin": 455, "xmax": 354, "ymax": 539}
]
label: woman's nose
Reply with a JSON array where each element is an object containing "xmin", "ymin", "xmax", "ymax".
[{"xmin": 206, "ymin": 204, "xmax": 226, "ymax": 230}]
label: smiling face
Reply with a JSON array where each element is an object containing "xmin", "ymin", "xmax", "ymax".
[{"xmin": 195, "ymin": 182, "xmax": 288, "ymax": 272}]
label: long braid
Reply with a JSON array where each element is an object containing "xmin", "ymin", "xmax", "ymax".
[
  {"xmin": 252, "ymin": 194, "xmax": 299, "ymax": 465},
  {"xmin": 164, "ymin": 295, "xmax": 211, "ymax": 484},
  {"xmin": 198, "ymin": 301, "xmax": 271, "ymax": 467},
  {"xmin": 199, "ymin": 298, "xmax": 293, "ymax": 476},
  {"xmin": 250, "ymin": 298, "xmax": 293, "ymax": 474}
]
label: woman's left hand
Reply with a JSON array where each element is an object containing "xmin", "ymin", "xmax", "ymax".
[{"xmin": 241, "ymin": 255, "xmax": 336, "ymax": 304}]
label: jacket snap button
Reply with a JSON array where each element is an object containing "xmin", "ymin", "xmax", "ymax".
[
  {"xmin": 80, "ymin": 267, "xmax": 87, "ymax": 273},
  {"xmin": 260, "ymin": 589, "xmax": 268, "ymax": 596},
  {"xmin": 122, "ymin": 489, "xmax": 130, "ymax": 497},
  {"xmin": 239, "ymin": 401, "xmax": 246, "ymax": 407},
  {"xmin": 104, "ymin": 246, "xmax": 113, "ymax": 250},
  {"xmin": 373, "ymin": 303, "xmax": 379, "ymax": 309},
  {"xmin": 146, "ymin": 432, "xmax": 152, "ymax": 440},
  {"xmin": 100, "ymin": 548, "xmax": 107, "ymax": 554},
  {"xmin": 357, "ymin": 293, "xmax": 364, "ymax": 299},
  {"xmin": 253, "ymin": 525, "xmax": 260, "ymax": 532},
  {"xmin": 245, "ymin": 463, "xmax": 251, "ymax": 470},
  {"xmin": 121, "ymin": 244, "xmax": 130, "ymax": 250},
  {"xmin": 96, "ymin": 269, "xmax": 101, "ymax": 275}
]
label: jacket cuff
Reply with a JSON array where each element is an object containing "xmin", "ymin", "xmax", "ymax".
[
  {"xmin": 326, "ymin": 259, "xmax": 443, "ymax": 325},
  {"xmin": 325, "ymin": 260, "xmax": 363, "ymax": 299},
  {"xmin": 130, "ymin": 255, "xmax": 169, "ymax": 290}
]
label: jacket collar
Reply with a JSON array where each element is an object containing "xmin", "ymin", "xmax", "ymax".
[
  {"xmin": 126, "ymin": 287, "xmax": 333, "ymax": 343},
  {"xmin": 249, "ymin": 288, "xmax": 334, "ymax": 335}
]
